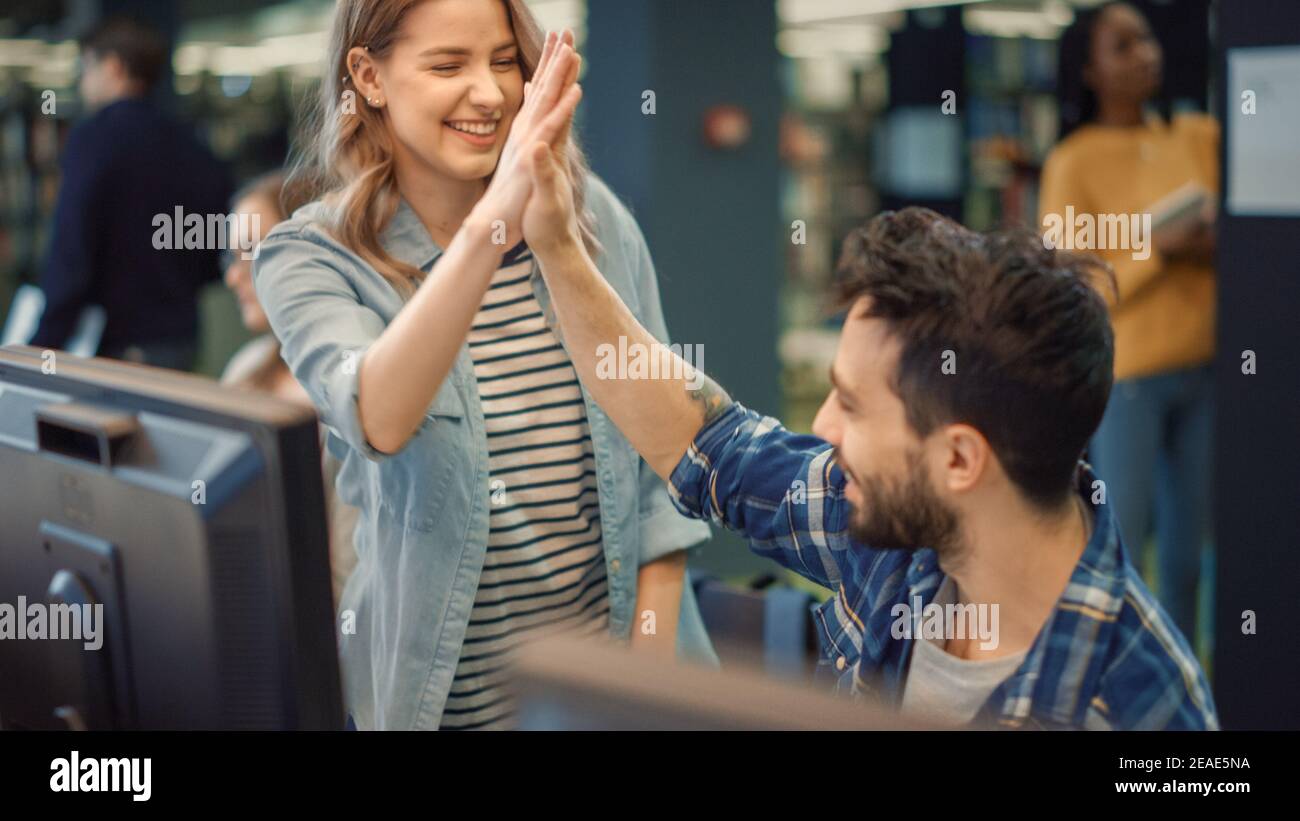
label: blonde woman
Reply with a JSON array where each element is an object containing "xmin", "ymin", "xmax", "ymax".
[{"xmin": 253, "ymin": 0, "xmax": 714, "ymax": 730}]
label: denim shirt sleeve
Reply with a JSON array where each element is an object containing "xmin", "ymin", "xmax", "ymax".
[
  {"xmin": 595, "ymin": 179, "xmax": 713, "ymax": 565},
  {"xmin": 251, "ymin": 230, "xmax": 393, "ymax": 462},
  {"xmin": 667, "ymin": 403, "xmax": 851, "ymax": 589}
]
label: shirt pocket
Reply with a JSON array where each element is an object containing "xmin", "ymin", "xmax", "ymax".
[{"xmin": 392, "ymin": 377, "xmax": 467, "ymax": 533}]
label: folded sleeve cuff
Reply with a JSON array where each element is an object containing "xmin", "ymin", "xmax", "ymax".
[
  {"xmin": 322, "ymin": 345, "xmax": 393, "ymax": 463},
  {"xmin": 666, "ymin": 402, "xmax": 754, "ymax": 522},
  {"xmin": 638, "ymin": 498, "xmax": 712, "ymax": 565}
]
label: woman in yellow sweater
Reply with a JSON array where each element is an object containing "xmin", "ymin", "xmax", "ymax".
[{"xmin": 1040, "ymin": 1, "xmax": 1217, "ymax": 647}]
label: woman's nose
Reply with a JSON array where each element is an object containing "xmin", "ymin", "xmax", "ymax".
[{"xmin": 466, "ymin": 66, "xmax": 506, "ymax": 111}]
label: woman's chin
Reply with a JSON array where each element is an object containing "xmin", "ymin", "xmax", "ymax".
[{"xmin": 435, "ymin": 154, "xmax": 500, "ymax": 184}]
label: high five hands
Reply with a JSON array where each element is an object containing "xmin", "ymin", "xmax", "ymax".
[
  {"xmin": 522, "ymin": 135, "xmax": 582, "ymax": 258},
  {"xmin": 472, "ymin": 30, "xmax": 582, "ymax": 250}
]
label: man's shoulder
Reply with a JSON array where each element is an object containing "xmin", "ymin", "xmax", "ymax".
[
  {"xmin": 73, "ymin": 98, "xmax": 165, "ymax": 141},
  {"xmin": 63, "ymin": 102, "xmax": 131, "ymax": 157},
  {"xmin": 68, "ymin": 99, "xmax": 216, "ymax": 168},
  {"xmin": 1090, "ymin": 567, "xmax": 1218, "ymax": 729}
]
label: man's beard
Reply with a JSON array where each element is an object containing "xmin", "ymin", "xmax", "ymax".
[{"xmin": 845, "ymin": 448, "xmax": 962, "ymax": 558}]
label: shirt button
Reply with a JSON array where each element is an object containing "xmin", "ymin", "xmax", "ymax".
[
  {"xmin": 610, "ymin": 559, "xmax": 621, "ymax": 573},
  {"xmin": 835, "ymin": 656, "xmax": 847, "ymax": 671}
]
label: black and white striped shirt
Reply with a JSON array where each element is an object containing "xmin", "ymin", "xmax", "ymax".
[{"xmin": 440, "ymin": 244, "xmax": 610, "ymax": 730}]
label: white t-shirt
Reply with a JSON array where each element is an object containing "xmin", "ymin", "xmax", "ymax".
[{"xmin": 900, "ymin": 576, "xmax": 1027, "ymax": 726}]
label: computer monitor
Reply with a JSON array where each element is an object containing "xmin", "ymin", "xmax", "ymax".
[
  {"xmin": 0, "ymin": 344, "xmax": 342, "ymax": 729},
  {"xmin": 513, "ymin": 634, "xmax": 936, "ymax": 730}
]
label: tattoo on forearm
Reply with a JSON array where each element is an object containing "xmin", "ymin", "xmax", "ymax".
[{"xmin": 688, "ymin": 375, "xmax": 734, "ymax": 426}]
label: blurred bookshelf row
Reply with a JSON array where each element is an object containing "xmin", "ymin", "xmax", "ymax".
[
  {"xmin": 0, "ymin": 80, "xmax": 71, "ymax": 318},
  {"xmin": 778, "ymin": 25, "xmax": 1067, "ymax": 431}
]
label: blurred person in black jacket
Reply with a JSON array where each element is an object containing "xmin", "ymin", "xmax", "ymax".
[{"xmin": 30, "ymin": 17, "xmax": 232, "ymax": 371}]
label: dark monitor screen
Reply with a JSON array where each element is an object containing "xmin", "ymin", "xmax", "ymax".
[{"xmin": 0, "ymin": 345, "xmax": 342, "ymax": 729}]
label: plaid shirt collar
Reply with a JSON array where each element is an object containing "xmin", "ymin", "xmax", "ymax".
[
  {"xmin": 868, "ymin": 463, "xmax": 1127, "ymax": 729},
  {"xmin": 670, "ymin": 404, "xmax": 1212, "ymax": 729}
]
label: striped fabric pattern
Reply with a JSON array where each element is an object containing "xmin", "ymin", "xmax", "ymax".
[{"xmin": 440, "ymin": 244, "xmax": 609, "ymax": 730}]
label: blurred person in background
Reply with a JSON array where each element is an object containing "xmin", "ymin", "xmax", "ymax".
[
  {"xmin": 1039, "ymin": 1, "xmax": 1218, "ymax": 647},
  {"xmin": 30, "ymin": 16, "xmax": 232, "ymax": 370},
  {"xmin": 220, "ymin": 171, "xmax": 359, "ymax": 608}
]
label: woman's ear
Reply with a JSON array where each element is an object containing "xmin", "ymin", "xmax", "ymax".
[{"xmin": 346, "ymin": 46, "xmax": 384, "ymax": 108}]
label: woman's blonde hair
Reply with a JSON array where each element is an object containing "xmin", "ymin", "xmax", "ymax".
[{"xmin": 287, "ymin": 0, "xmax": 598, "ymax": 297}]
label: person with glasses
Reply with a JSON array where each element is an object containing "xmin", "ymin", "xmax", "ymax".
[{"xmin": 220, "ymin": 171, "xmax": 360, "ymax": 608}]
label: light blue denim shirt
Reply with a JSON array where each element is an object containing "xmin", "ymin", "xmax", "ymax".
[{"xmin": 253, "ymin": 174, "xmax": 716, "ymax": 730}]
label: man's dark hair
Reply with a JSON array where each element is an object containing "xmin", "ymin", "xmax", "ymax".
[
  {"xmin": 79, "ymin": 17, "xmax": 168, "ymax": 92},
  {"xmin": 833, "ymin": 207, "xmax": 1116, "ymax": 511}
]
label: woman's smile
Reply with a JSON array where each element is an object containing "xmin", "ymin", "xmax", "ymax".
[{"xmin": 444, "ymin": 118, "xmax": 500, "ymax": 148}]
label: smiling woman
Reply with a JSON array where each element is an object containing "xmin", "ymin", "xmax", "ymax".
[
  {"xmin": 252, "ymin": 0, "xmax": 718, "ymax": 731},
  {"xmin": 288, "ymin": 0, "xmax": 598, "ymax": 291}
]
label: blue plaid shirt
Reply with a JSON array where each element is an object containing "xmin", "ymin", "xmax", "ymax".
[{"xmin": 668, "ymin": 404, "xmax": 1218, "ymax": 730}]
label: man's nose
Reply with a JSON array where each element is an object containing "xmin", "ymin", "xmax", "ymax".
[{"xmin": 811, "ymin": 394, "xmax": 840, "ymax": 445}]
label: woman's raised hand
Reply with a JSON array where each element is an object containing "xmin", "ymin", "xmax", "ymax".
[
  {"xmin": 472, "ymin": 30, "xmax": 583, "ymax": 248},
  {"xmin": 522, "ymin": 140, "xmax": 581, "ymax": 259}
]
